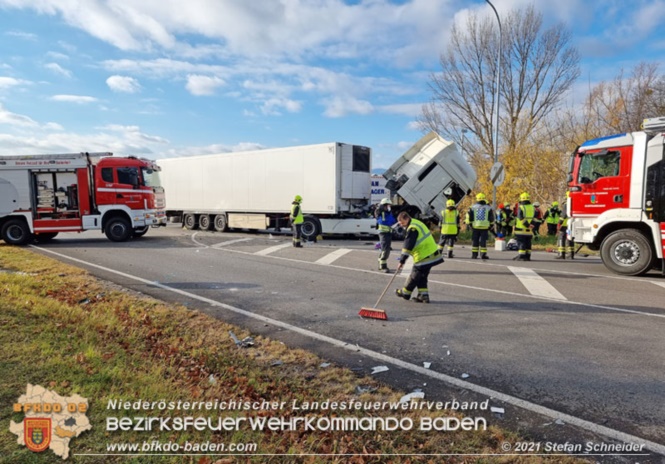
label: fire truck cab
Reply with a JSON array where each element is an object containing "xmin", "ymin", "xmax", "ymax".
[
  {"xmin": 0, "ymin": 152, "xmax": 166, "ymax": 245},
  {"xmin": 567, "ymin": 117, "xmax": 665, "ymax": 276}
]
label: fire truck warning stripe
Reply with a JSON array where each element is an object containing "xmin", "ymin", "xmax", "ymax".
[{"xmin": 508, "ymin": 266, "xmax": 567, "ymax": 300}]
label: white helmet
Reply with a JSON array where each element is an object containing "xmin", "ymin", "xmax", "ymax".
[{"xmin": 380, "ymin": 198, "xmax": 391, "ymax": 205}]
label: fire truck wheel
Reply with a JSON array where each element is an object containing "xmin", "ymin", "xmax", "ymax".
[
  {"xmin": 199, "ymin": 214, "xmax": 212, "ymax": 230},
  {"xmin": 105, "ymin": 217, "xmax": 132, "ymax": 242},
  {"xmin": 600, "ymin": 229, "xmax": 653, "ymax": 276},
  {"xmin": 1, "ymin": 219, "xmax": 32, "ymax": 246},
  {"xmin": 183, "ymin": 214, "xmax": 199, "ymax": 230},
  {"xmin": 132, "ymin": 226, "xmax": 149, "ymax": 238}
]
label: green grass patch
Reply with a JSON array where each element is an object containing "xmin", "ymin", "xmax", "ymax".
[{"xmin": 0, "ymin": 246, "xmax": 583, "ymax": 463}]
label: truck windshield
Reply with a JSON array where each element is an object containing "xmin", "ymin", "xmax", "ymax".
[
  {"xmin": 142, "ymin": 167, "xmax": 163, "ymax": 189},
  {"xmin": 577, "ymin": 151, "xmax": 620, "ymax": 183}
]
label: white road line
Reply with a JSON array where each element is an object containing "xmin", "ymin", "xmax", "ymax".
[
  {"xmin": 254, "ymin": 242, "xmax": 292, "ymax": 256},
  {"xmin": 652, "ymin": 281, "xmax": 665, "ymax": 290},
  {"xmin": 315, "ymin": 248, "xmax": 352, "ymax": 265},
  {"xmin": 29, "ymin": 246, "xmax": 665, "ymax": 457},
  {"xmin": 508, "ymin": 266, "xmax": 567, "ymax": 300},
  {"xmin": 212, "ymin": 238, "xmax": 254, "ymax": 248}
]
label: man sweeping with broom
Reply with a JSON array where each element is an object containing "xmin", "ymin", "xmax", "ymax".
[{"xmin": 394, "ymin": 212, "xmax": 444, "ymax": 304}]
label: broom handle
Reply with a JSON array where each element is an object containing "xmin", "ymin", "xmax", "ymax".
[{"xmin": 373, "ymin": 268, "xmax": 401, "ymax": 308}]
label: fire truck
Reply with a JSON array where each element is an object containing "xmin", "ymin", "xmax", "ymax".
[
  {"xmin": 567, "ymin": 116, "xmax": 665, "ymax": 276},
  {"xmin": 0, "ymin": 152, "xmax": 166, "ymax": 245}
]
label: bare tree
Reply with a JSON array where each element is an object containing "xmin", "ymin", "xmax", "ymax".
[{"xmin": 418, "ymin": 3, "xmax": 580, "ymax": 198}]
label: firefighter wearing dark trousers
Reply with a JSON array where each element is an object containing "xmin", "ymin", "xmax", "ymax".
[
  {"xmin": 290, "ymin": 195, "xmax": 304, "ymax": 247},
  {"xmin": 495, "ymin": 203, "xmax": 513, "ymax": 238},
  {"xmin": 394, "ymin": 212, "xmax": 443, "ymax": 304},
  {"xmin": 438, "ymin": 199, "xmax": 459, "ymax": 258},
  {"xmin": 375, "ymin": 197, "xmax": 396, "ymax": 272},
  {"xmin": 543, "ymin": 201, "xmax": 561, "ymax": 236},
  {"xmin": 555, "ymin": 203, "xmax": 574, "ymax": 259},
  {"xmin": 514, "ymin": 192, "xmax": 535, "ymax": 261},
  {"xmin": 465, "ymin": 193, "xmax": 494, "ymax": 259}
]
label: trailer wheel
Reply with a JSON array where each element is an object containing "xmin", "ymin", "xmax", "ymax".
[
  {"xmin": 132, "ymin": 226, "xmax": 149, "ymax": 238},
  {"xmin": 199, "ymin": 214, "xmax": 212, "ymax": 230},
  {"xmin": 183, "ymin": 214, "xmax": 198, "ymax": 230},
  {"xmin": 301, "ymin": 216, "xmax": 321, "ymax": 241},
  {"xmin": 105, "ymin": 217, "xmax": 132, "ymax": 242},
  {"xmin": 1, "ymin": 218, "xmax": 32, "ymax": 246},
  {"xmin": 34, "ymin": 232, "xmax": 59, "ymax": 243},
  {"xmin": 600, "ymin": 229, "xmax": 653, "ymax": 276},
  {"xmin": 214, "ymin": 214, "xmax": 228, "ymax": 232}
]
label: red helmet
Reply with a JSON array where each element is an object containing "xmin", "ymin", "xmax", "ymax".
[{"xmin": 498, "ymin": 203, "xmax": 504, "ymax": 209}]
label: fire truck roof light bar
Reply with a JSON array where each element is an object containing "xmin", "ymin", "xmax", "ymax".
[{"xmin": 641, "ymin": 116, "xmax": 665, "ymax": 133}]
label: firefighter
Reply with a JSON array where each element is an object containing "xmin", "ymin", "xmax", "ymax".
[
  {"xmin": 375, "ymin": 197, "xmax": 396, "ymax": 272},
  {"xmin": 438, "ymin": 199, "xmax": 459, "ymax": 258},
  {"xmin": 543, "ymin": 201, "xmax": 561, "ymax": 236},
  {"xmin": 394, "ymin": 211, "xmax": 443, "ymax": 303},
  {"xmin": 513, "ymin": 192, "xmax": 535, "ymax": 261},
  {"xmin": 495, "ymin": 203, "xmax": 512, "ymax": 238},
  {"xmin": 555, "ymin": 201, "xmax": 575, "ymax": 259},
  {"xmin": 465, "ymin": 193, "xmax": 494, "ymax": 259},
  {"xmin": 290, "ymin": 195, "xmax": 304, "ymax": 247},
  {"xmin": 531, "ymin": 202, "xmax": 543, "ymax": 239}
]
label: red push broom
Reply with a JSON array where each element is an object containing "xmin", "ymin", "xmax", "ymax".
[{"xmin": 359, "ymin": 269, "xmax": 400, "ymax": 320}]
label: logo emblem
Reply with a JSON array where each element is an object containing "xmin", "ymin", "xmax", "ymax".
[
  {"xmin": 24, "ymin": 418, "xmax": 51, "ymax": 453},
  {"xmin": 590, "ymin": 194, "xmax": 597, "ymax": 204}
]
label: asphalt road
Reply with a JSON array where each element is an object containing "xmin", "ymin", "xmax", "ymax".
[{"xmin": 27, "ymin": 225, "xmax": 665, "ymax": 461}]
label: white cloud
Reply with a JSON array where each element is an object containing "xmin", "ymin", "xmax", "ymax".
[
  {"xmin": 44, "ymin": 62, "xmax": 72, "ymax": 78},
  {"xmin": 323, "ymin": 96, "xmax": 373, "ymax": 118},
  {"xmin": 379, "ymin": 103, "xmax": 423, "ymax": 117},
  {"xmin": 0, "ymin": 103, "xmax": 38, "ymax": 127},
  {"xmin": 98, "ymin": 124, "xmax": 168, "ymax": 144},
  {"xmin": 0, "ymin": 77, "xmax": 29, "ymax": 89},
  {"xmin": 260, "ymin": 97, "xmax": 301, "ymax": 116},
  {"xmin": 5, "ymin": 30, "xmax": 37, "ymax": 41},
  {"xmin": 50, "ymin": 94, "xmax": 98, "ymax": 104},
  {"xmin": 106, "ymin": 75, "xmax": 141, "ymax": 93},
  {"xmin": 185, "ymin": 74, "xmax": 225, "ymax": 96}
]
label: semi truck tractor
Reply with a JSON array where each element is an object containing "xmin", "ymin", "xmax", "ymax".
[
  {"xmin": 383, "ymin": 131, "xmax": 477, "ymax": 223},
  {"xmin": 0, "ymin": 152, "xmax": 166, "ymax": 245},
  {"xmin": 567, "ymin": 116, "xmax": 665, "ymax": 275}
]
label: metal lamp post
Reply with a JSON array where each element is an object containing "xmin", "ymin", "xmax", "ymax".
[
  {"xmin": 485, "ymin": 0, "xmax": 502, "ymax": 209},
  {"xmin": 461, "ymin": 128, "xmax": 468, "ymax": 158}
]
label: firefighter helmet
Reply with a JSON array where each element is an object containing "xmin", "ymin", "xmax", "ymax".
[
  {"xmin": 380, "ymin": 198, "xmax": 391, "ymax": 205},
  {"xmin": 446, "ymin": 199, "xmax": 455, "ymax": 207},
  {"xmin": 498, "ymin": 203, "xmax": 504, "ymax": 209},
  {"xmin": 294, "ymin": 195, "xmax": 302, "ymax": 202},
  {"xmin": 534, "ymin": 202, "xmax": 540, "ymax": 207},
  {"xmin": 552, "ymin": 201, "xmax": 559, "ymax": 207},
  {"xmin": 520, "ymin": 192, "xmax": 530, "ymax": 201},
  {"xmin": 476, "ymin": 193, "xmax": 486, "ymax": 201}
]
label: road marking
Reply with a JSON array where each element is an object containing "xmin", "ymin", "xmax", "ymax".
[
  {"xmin": 29, "ymin": 246, "xmax": 665, "ymax": 457},
  {"xmin": 315, "ymin": 248, "xmax": 352, "ymax": 265},
  {"xmin": 508, "ymin": 266, "xmax": 567, "ymax": 300},
  {"xmin": 652, "ymin": 281, "xmax": 665, "ymax": 290},
  {"xmin": 254, "ymin": 242, "xmax": 292, "ymax": 256},
  {"xmin": 212, "ymin": 238, "xmax": 254, "ymax": 248}
]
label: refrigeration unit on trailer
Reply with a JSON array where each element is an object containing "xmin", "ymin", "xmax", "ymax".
[
  {"xmin": 158, "ymin": 142, "xmax": 375, "ymax": 240},
  {"xmin": 0, "ymin": 152, "xmax": 166, "ymax": 245}
]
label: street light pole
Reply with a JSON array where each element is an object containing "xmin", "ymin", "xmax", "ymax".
[
  {"xmin": 485, "ymin": 0, "xmax": 501, "ymax": 209},
  {"xmin": 461, "ymin": 128, "xmax": 468, "ymax": 159}
]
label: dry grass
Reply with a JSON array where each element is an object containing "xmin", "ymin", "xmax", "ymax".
[{"xmin": 0, "ymin": 246, "xmax": 585, "ymax": 463}]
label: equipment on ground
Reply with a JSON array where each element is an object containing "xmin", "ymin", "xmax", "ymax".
[
  {"xmin": 0, "ymin": 152, "xmax": 166, "ymax": 245},
  {"xmin": 567, "ymin": 116, "xmax": 665, "ymax": 275},
  {"xmin": 359, "ymin": 269, "xmax": 400, "ymax": 320}
]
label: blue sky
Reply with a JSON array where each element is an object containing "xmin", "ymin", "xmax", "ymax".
[{"xmin": 0, "ymin": 0, "xmax": 663, "ymax": 169}]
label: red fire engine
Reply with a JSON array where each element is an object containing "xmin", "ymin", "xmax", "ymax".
[
  {"xmin": 567, "ymin": 116, "xmax": 665, "ymax": 276},
  {"xmin": 0, "ymin": 152, "xmax": 166, "ymax": 245}
]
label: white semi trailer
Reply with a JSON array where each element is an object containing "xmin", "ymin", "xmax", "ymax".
[{"xmin": 158, "ymin": 142, "xmax": 375, "ymax": 240}]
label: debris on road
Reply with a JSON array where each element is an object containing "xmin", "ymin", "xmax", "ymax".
[
  {"xmin": 355, "ymin": 386, "xmax": 377, "ymax": 394},
  {"xmin": 461, "ymin": 373, "xmax": 470, "ymax": 379},
  {"xmin": 399, "ymin": 390, "xmax": 425, "ymax": 404},
  {"xmin": 319, "ymin": 362, "xmax": 331, "ymax": 368},
  {"xmin": 270, "ymin": 360, "xmax": 284, "ymax": 367},
  {"xmin": 423, "ymin": 362, "xmax": 431, "ymax": 369},
  {"xmin": 371, "ymin": 365, "xmax": 389, "ymax": 374},
  {"xmin": 229, "ymin": 331, "xmax": 254, "ymax": 348}
]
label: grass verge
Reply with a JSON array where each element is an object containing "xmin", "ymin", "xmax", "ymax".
[{"xmin": 1, "ymin": 246, "xmax": 583, "ymax": 463}]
